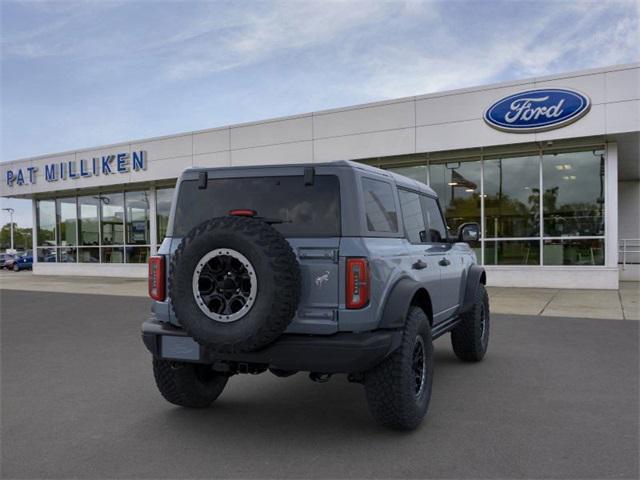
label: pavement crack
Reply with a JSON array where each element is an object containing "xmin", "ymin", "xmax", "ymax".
[{"xmin": 538, "ymin": 289, "xmax": 560, "ymax": 316}]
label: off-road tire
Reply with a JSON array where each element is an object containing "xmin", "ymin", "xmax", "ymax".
[
  {"xmin": 152, "ymin": 358, "xmax": 228, "ymax": 408},
  {"xmin": 451, "ymin": 283, "xmax": 490, "ymax": 362},
  {"xmin": 364, "ymin": 306, "xmax": 433, "ymax": 430},
  {"xmin": 170, "ymin": 216, "xmax": 301, "ymax": 353}
]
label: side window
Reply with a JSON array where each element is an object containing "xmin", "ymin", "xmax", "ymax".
[
  {"xmin": 399, "ymin": 189, "xmax": 427, "ymax": 243},
  {"xmin": 362, "ymin": 178, "xmax": 398, "ymax": 233},
  {"xmin": 420, "ymin": 196, "xmax": 448, "ymax": 243}
]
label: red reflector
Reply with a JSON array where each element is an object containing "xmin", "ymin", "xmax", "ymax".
[
  {"xmin": 148, "ymin": 256, "xmax": 165, "ymax": 301},
  {"xmin": 229, "ymin": 209, "xmax": 257, "ymax": 217},
  {"xmin": 346, "ymin": 258, "xmax": 369, "ymax": 309}
]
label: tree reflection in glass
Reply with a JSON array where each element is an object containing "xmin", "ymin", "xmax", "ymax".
[
  {"xmin": 484, "ymin": 155, "xmax": 540, "ymax": 238},
  {"xmin": 542, "ymin": 150, "xmax": 605, "ymax": 237}
]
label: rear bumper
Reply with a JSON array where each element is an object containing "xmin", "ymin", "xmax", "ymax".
[{"xmin": 141, "ymin": 319, "xmax": 402, "ymax": 373}]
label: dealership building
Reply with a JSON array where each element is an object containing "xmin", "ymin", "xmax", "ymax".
[{"xmin": 1, "ymin": 63, "xmax": 638, "ymax": 289}]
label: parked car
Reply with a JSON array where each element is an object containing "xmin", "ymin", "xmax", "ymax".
[
  {"xmin": 2, "ymin": 253, "xmax": 17, "ymax": 270},
  {"xmin": 142, "ymin": 161, "xmax": 489, "ymax": 430},
  {"xmin": 12, "ymin": 252, "xmax": 33, "ymax": 271}
]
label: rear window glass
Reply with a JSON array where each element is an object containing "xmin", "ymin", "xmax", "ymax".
[
  {"xmin": 362, "ymin": 177, "xmax": 398, "ymax": 233},
  {"xmin": 173, "ymin": 175, "xmax": 341, "ymax": 237}
]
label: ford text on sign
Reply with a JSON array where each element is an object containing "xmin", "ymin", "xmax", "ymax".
[{"xmin": 484, "ymin": 88, "xmax": 591, "ymax": 133}]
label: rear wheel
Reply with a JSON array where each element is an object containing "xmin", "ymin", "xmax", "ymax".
[
  {"xmin": 364, "ymin": 306, "xmax": 433, "ymax": 430},
  {"xmin": 152, "ymin": 359, "xmax": 228, "ymax": 408},
  {"xmin": 451, "ymin": 283, "xmax": 490, "ymax": 362}
]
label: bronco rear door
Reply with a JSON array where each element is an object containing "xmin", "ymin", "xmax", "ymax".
[{"xmin": 172, "ymin": 168, "xmax": 342, "ymax": 334}]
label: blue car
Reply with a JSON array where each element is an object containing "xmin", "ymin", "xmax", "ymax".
[{"xmin": 13, "ymin": 253, "xmax": 33, "ymax": 271}]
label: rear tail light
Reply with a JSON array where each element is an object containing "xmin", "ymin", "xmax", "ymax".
[
  {"xmin": 149, "ymin": 255, "xmax": 165, "ymax": 301},
  {"xmin": 346, "ymin": 258, "xmax": 369, "ymax": 309}
]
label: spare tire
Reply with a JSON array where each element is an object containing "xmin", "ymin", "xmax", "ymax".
[{"xmin": 169, "ymin": 216, "xmax": 301, "ymax": 353}]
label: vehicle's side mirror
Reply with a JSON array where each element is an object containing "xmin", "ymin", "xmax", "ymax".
[{"xmin": 457, "ymin": 223, "xmax": 481, "ymax": 243}]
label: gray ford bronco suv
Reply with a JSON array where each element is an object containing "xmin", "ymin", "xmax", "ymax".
[{"xmin": 142, "ymin": 160, "xmax": 489, "ymax": 430}]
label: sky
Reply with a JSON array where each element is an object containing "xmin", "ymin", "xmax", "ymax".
[{"xmin": 1, "ymin": 0, "xmax": 639, "ymax": 228}]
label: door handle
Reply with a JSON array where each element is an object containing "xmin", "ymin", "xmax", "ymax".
[
  {"xmin": 412, "ymin": 259, "xmax": 427, "ymax": 270},
  {"xmin": 438, "ymin": 257, "xmax": 451, "ymax": 267}
]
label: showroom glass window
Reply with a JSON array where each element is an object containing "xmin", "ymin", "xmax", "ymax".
[
  {"xmin": 484, "ymin": 155, "xmax": 540, "ymax": 238},
  {"xmin": 77, "ymin": 195, "xmax": 100, "ymax": 262},
  {"xmin": 383, "ymin": 146, "xmax": 604, "ymax": 266},
  {"xmin": 542, "ymin": 150, "xmax": 605, "ymax": 265},
  {"xmin": 429, "ymin": 160, "xmax": 481, "ymax": 233},
  {"xmin": 100, "ymin": 193, "xmax": 124, "ymax": 246},
  {"xmin": 125, "ymin": 190, "xmax": 150, "ymax": 263},
  {"xmin": 56, "ymin": 197, "xmax": 77, "ymax": 263},
  {"xmin": 100, "ymin": 193, "xmax": 124, "ymax": 263},
  {"xmin": 156, "ymin": 187, "xmax": 175, "ymax": 242},
  {"xmin": 483, "ymin": 154, "xmax": 541, "ymax": 265},
  {"xmin": 36, "ymin": 200, "xmax": 56, "ymax": 262}
]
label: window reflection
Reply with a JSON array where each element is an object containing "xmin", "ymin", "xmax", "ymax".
[
  {"xmin": 58, "ymin": 247, "xmax": 77, "ymax": 263},
  {"xmin": 101, "ymin": 247, "xmax": 124, "ymax": 263},
  {"xmin": 543, "ymin": 239, "xmax": 604, "ymax": 265},
  {"xmin": 484, "ymin": 156, "xmax": 540, "ymax": 238},
  {"xmin": 388, "ymin": 165, "xmax": 428, "ymax": 185},
  {"xmin": 429, "ymin": 161, "xmax": 481, "ymax": 233},
  {"xmin": 37, "ymin": 200, "xmax": 56, "ymax": 246},
  {"xmin": 125, "ymin": 191, "xmax": 150, "ymax": 245},
  {"xmin": 156, "ymin": 187, "xmax": 175, "ymax": 242},
  {"xmin": 362, "ymin": 178, "xmax": 398, "ymax": 233},
  {"xmin": 56, "ymin": 197, "xmax": 77, "ymax": 246},
  {"xmin": 100, "ymin": 193, "xmax": 124, "ymax": 245},
  {"xmin": 37, "ymin": 247, "xmax": 57, "ymax": 262},
  {"xmin": 78, "ymin": 196, "xmax": 100, "ymax": 246},
  {"xmin": 484, "ymin": 240, "xmax": 540, "ymax": 265},
  {"xmin": 543, "ymin": 151, "xmax": 605, "ymax": 237},
  {"xmin": 126, "ymin": 246, "xmax": 150, "ymax": 263},
  {"xmin": 78, "ymin": 247, "xmax": 100, "ymax": 263}
]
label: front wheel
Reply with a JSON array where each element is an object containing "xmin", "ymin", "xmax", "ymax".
[
  {"xmin": 12, "ymin": 264, "xmax": 19, "ymax": 272},
  {"xmin": 152, "ymin": 359, "xmax": 228, "ymax": 408},
  {"xmin": 364, "ymin": 306, "xmax": 433, "ymax": 430},
  {"xmin": 451, "ymin": 283, "xmax": 490, "ymax": 362}
]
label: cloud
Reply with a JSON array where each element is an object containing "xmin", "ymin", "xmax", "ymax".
[
  {"xmin": 349, "ymin": 0, "xmax": 639, "ymax": 100},
  {"xmin": 163, "ymin": 1, "xmax": 401, "ymax": 80}
]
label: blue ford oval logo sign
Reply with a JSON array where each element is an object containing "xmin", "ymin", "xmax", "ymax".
[{"xmin": 484, "ymin": 88, "xmax": 591, "ymax": 133}]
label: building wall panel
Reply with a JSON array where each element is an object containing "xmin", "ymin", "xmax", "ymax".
[
  {"xmin": 230, "ymin": 141, "xmax": 313, "ymax": 166},
  {"xmin": 314, "ymin": 128, "xmax": 415, "ymax": 162},
  {"xmin": 230, "ymin": 116, "xmax": 312, "ymax": 150},
  {"xmin": 193, "ymin": 128, "xmax": 230, "ymax": 155},
  {"xmin": 314, "ymin": 101, "xmax": 415, "ymax": 139}
]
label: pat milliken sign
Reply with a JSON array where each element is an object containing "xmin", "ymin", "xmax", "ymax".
[
  {"xmin": 5, "ymin": 150, "xmax": 147, "ymax": 187},
  {"xmin": 484, "ymin": 88, "xmax": 591, "ymax": 133}
]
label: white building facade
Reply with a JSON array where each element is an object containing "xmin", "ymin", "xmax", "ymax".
[{"xmin": 1, "ymin": 63, "xmax": 639, "ymax": 289}]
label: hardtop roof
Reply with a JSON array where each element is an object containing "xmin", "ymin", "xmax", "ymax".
[{"xmin": 185, "ymin": 160, "xmax": 437, "ymax": 196}]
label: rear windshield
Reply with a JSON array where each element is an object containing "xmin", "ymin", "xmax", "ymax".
[{"xmin": 173, "ymin": 175, "xmax": 341, "ymax": 237}]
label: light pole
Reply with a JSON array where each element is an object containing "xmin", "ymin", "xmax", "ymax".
[{"xmin": 2, "ymin": 207, "xmax": 15, "ymax": 251}]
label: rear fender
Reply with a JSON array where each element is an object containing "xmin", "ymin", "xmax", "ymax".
[
  {"xmin": 378, "ymin": 278, "xmax": 432, "ymax": 329},
  {"xmin": 459, "ymin": 265, "xmax": 486, "ymax": 314}
]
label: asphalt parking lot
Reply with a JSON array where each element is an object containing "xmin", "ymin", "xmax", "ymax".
[{"xmin": 1, "ymin": 289, "xmax": 638, "ymax": 479}]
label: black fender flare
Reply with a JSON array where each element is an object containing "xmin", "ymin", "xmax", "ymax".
[
  {"xmin": 378, "ymin": 277, "xmax": 431, "ymax": 329},
  {"xmin": 459, "ymin": 265, "xmax": 486, "ymax": 315}
]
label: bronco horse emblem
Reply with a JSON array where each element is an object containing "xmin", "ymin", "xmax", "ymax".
[{"xmin": 315, "ymin": 271, "xmax": 330, "ymax": 287}]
